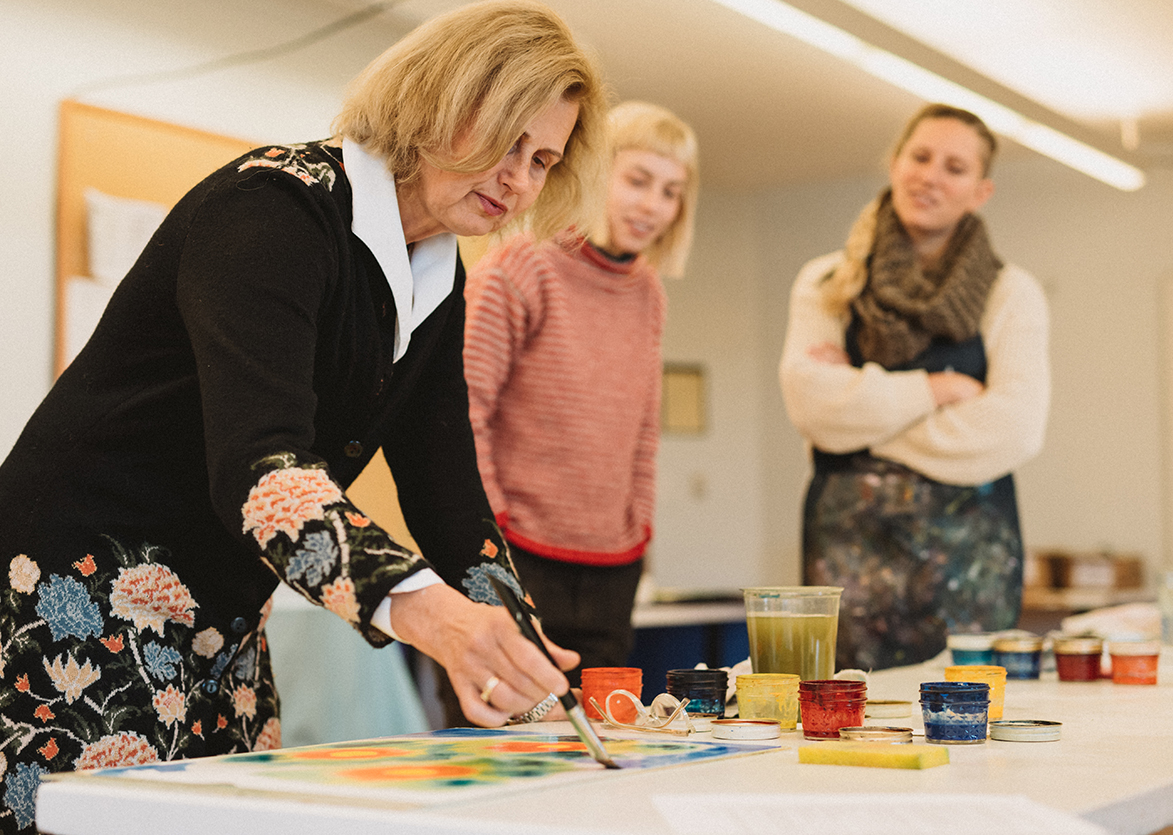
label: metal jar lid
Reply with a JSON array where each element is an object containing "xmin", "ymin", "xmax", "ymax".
[
  {"xmin": 1108, "ymin": 640, "xmax": 1161, "ymax": 656},
  {"xmin": 992, "ymin": 636, "xmax": 1044, "ymax": 652},
  {"xmin": 864, "ymin": 699, "xmax": 912, "ymax": 718},
  {"xmin": 989, "ymin": 720, "xmax": 1062, "ymax": 742},
  {"xmin": 710, "ymin": 719, "xmax": 782, "ymax": 740},
  {"xmin": 1052, "ymin": 636, "xmax": 1104, "ymax": 654},
  {"xmin": 838, "ymin": 726, "xmax": 913, "ymax": 743}
]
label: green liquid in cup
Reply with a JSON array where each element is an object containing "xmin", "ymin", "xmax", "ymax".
[{"xmin": 747, "ymin": 612, "xmax": 838, "ymax": 680}]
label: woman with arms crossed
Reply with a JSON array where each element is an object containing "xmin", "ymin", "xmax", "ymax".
[
  {"xmin": 0, "ymin": 3, "xmax": 605, "ymax": 830},
  {"xmin": 780, "ymin": 103, "xmax": 1050, "ymax": 672}
]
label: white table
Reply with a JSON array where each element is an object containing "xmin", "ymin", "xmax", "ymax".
[{"xmin": 36, "ymin": 653, "xmax": 1173, "ymax": 835}]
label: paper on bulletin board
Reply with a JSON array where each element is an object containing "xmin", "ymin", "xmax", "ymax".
[{"xmin": 652, "ymin": 793, "xmax": 1110, "ymax": 835}]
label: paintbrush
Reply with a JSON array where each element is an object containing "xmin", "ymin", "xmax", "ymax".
[{"xmin": 487, "ymin": 574, "xmax": 620, "ymax": 769}]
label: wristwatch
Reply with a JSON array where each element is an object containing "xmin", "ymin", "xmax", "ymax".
[{"xmin": 507, "ymin": 692, "xmax": 559, "ymax": 724}]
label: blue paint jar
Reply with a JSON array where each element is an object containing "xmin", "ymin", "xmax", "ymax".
[
  {"xmin": 993, "ymin": 635, "xmax": 1043, "ymax": 679},
  {"xmin": 665, "ymin": 669, "xmax": 728, "ymax": 718},
  {"xmin": 946, "ymin": 632, "xmax": 997, "ymax": 666},
  {"xmin": 919, "ymin": 681, "xmax": 989, "ymax": 744}
]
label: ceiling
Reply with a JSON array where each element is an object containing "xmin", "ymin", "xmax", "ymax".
[{"xmin": 329, "ymin": 0, "xmax": 1173, "ymax": 190}]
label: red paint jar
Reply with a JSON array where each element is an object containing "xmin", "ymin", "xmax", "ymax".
[
  {"xmin": 581, "ymin": 667, "xmax": 643, "ymax": 722},
  {"xmin": 798, "ymin": 680, "xmax": 867, "ymax": 740},
  {"xmin": 1052, "ymin": 636, "xmax": 1104, "ymax": 682},
  {"xmin": 1109, "ymin": 641, "xmax": 1160, "ymax": 685}
]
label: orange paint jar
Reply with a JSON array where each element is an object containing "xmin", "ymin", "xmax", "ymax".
[
  {"xmin": 945, "ymin": 665, "xmax": 1007, "ymax": 719},
  {"xmin": 581, "ymin": 667, "xmax": 643, "ymax": 721},
  {"xmin": 1108, "ymin": 641, "xmax": 1160, "ymax": 685}
]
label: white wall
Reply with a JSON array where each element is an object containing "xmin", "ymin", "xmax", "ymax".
[{"xmin": 5, "ymin": 0, "xmax": 1173, "ymax": 597}]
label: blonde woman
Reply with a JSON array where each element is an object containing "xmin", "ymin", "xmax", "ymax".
[
  {"xmin": 780, "ymin": 104, "xmax": 1050, "ymax": 672},
  {"xmin": 463, "ymin": 102, "xmax": 699, "ymax": 697},
  {"xmin": 0, "ymin": 3, "xmax": 605, "ymax": 828}
]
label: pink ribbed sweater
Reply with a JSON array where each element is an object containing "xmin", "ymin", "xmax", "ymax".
[{"xmin": 463, "ymin": 233, "xmax": 665, "ymax": 566}]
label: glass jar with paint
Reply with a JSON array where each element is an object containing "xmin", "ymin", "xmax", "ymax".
[
  {"xmin": 946, "ymin": 632, "xmax": 997, "ymax": 666},
  {"xmin": 944, "ymin": 665, "xmax": 1007, "ymax": 719},
  {"xmin": 736, "ymin": 673, "xmax": 799, "ymax": 729},
  {"xmin": 1051, "ymin": 636, "xmax": 1104, "ymax": 682},
  {"xmin": 665, "ymin": 669, "xmax": 728, "ymax": 718},
  {"xmin": 582, "ymin": 667, "xmax": 643, "ymax": 722},
  {"xmin": 919, "ymin": 681, "xmax": 990, "ymax": 744},
  {"xmin": 992, "ymin": 634, "xmax": 1043, "ymax": 679},
  {"xmin": 1108, "ymin": 640, "xmax": 1160, "ymax": 685},
  {"xmin": 797, "ymin": 679, "xmax": 867, "ymax": 740}
]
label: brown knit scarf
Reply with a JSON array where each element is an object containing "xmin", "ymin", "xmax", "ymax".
[{"xmin": 849, "ymin": 191, "xmax": 1002, "ymax": 368}]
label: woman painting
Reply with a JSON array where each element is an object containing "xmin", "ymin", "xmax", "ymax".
[{"xmin": 0, "ymin": 2, "xmax": 605, "ymax": 830}]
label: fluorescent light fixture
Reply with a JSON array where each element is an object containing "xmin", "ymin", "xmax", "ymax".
[{"xmin": 711, "ymin": 0, "xmax": 1146, "ymax": 191}]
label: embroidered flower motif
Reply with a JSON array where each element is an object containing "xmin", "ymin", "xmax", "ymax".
[
  {"xmin": 462, "ymin": 562, "xmax": 523, "ymax": 606},
  {"xmin": 320, "ymin": 576, "xmax": 359, "ymax": 623},
  {"xmin": 192, "ymin": 628, "xmax": 224, "ymax": 659},
  {"xmin": 216, "ymin": 714, "xmax": 228, "ymax": 730},
  {"xmin": 345, "ymin": 511, "xmax": 371, "ymax": 527},
  {"xmin": 241, "ymin": 466, "xmax": 344, "ymax": 548},
  {"xmin": 35, "ymin": 573, "xmax": 104, "ymax": 641},
  {"xmin": 286, "ymin": 530, "xmax": 339, "ymax": 587},
  {"xmin": 44, "ymin": 653, "xmax": 102, "ymax": 704},
  {"xmin": 73, "ymin": 554, "xmax": 97, "ymax": 576},
  {"xmin": 5, "ymin": 761, "xmax": 47, "ymax": 830},
  {"xmin": 100, "ymin": 634, "xmax": 125, "ymax": 653},
  {"xmin": 192, "ymin": 720, "xmax": 204, "ymax": 737},
  {"xmin": 231, "ymin": 683, "xmax": 257, "ymax": 720},
  {"xmin": 233, "ymin": 646, "xmax": 257, "ymax": 681},
  {"xmin": 15, "ymin": 674, "xmax": 30, "ymax": 692},
  {"xmin": 75, "ymin": 732, "xmax": 161, "ymax": 770},
  {"xmin": 34, "ymin": 705, "xmax": 55, "ymax": 723},
  {"xmin": 38, "ymin": 738, "xmax": 59, "ymax": 760},
  {"xmin": 109, "ymin": 563, "xmax": 198, "ymax": 634},
  {"xmin": 143, "ymin": 642, "xmax": 182, "ymax": 681},
  {"xmin": 480, "ymin": 539, "xmax": 499, "ymax": 559},
  {"xmin": 153, "ymin": 684, "xmax": 187, "ymax": 727},
  {"xmin": 9, "ymin": 554, "xmax": 40, "ymax": 594},
  {"xmin": 254, "ymin": 717, "xmax": 281, "ymax": 751}
]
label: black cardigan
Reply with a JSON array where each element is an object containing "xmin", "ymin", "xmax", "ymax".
[{"xmin": 0, "ymin": 142, "xmax": 507, "ymax": 650}]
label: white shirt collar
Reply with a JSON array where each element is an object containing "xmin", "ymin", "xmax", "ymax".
[{"xmin": 343, "ymin": 137, "xmax": 457, "ymax": 362}]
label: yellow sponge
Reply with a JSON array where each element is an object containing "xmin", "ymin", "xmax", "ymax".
[{"xmin": 798, "ymin": 741, "xmax": 949, "ymax": 769}]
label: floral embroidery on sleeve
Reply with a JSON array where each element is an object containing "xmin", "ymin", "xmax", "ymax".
[{"xmin": 239, "ymin": 457, "xmax": 422, "ymax": 630}]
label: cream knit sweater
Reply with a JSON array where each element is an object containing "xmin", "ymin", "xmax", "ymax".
[
  {"xmin": 780, "ymin": 251, "xmax": 1051, "ymax": 486},
  {"xmin": 464, "ymin": 233, "xmax": 665, "ymax": 565}
]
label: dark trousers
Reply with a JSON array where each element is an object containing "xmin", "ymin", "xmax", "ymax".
[{"xmin": 434, "ymin": 544, "xmax": 644, "ymax": 726}]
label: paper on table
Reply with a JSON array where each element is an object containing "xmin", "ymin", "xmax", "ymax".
[{"xmin": 652, "ymin": 793, "xmax": 1110, "ymax": 835}]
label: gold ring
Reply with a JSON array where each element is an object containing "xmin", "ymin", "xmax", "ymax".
[{"xmin": 479, "ymin": 675, "xmax": 501, "ymax": 704}]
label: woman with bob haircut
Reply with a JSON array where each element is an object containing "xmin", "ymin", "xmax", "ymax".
[
  {"xmin": 779, "ymin": 103, "xmax": 1050, "ymax": 672},
  {"xmin": 462, "ymin": 101, "xmax": 699, "ymax": 709},
  {"xmin": 0, "ymin": 2, "xmax": 605, "ymax": 828}
]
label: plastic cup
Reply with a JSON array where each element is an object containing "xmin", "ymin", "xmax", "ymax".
[
  {"xmin": 743, "ymin": 587, "xmax": 842, "ymax": 680},
  {"xmin": 581, "ymin": 667, "xmax": 642, "ymax": 722}
]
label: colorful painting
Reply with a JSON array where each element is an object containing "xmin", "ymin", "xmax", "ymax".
[{"xmin": 85, "ymin": 728, "xmax": 767, "ymax": 806}]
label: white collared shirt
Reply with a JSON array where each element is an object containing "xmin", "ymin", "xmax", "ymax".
[
  {"xmin": 343, "ymin": 138, "xmax": 451, "ymax": 639},
  {"xmin": 343, "ymin": 137, "xmax": 457, "ymax": 362}
]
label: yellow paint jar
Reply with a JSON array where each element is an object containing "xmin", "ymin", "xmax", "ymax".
[
  {"xmin": 944, "ymin": 665, "xmax": 1007, "ymax": 720},
  {"xmin": 736, "ymin": 673, "xmax": 799, "ymax": 729}
]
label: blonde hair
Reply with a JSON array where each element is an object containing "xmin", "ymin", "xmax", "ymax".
[
  {"xmin": 332, "ymin": 0, "xmax": 608, "ymax": 240},
  {"xmin": 589, "ymin": 101, "xmax": 700, "ymax": 278},
  {"xmin": 822, "ymin": 103, "xmax": 997, "ymax": 314}
]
